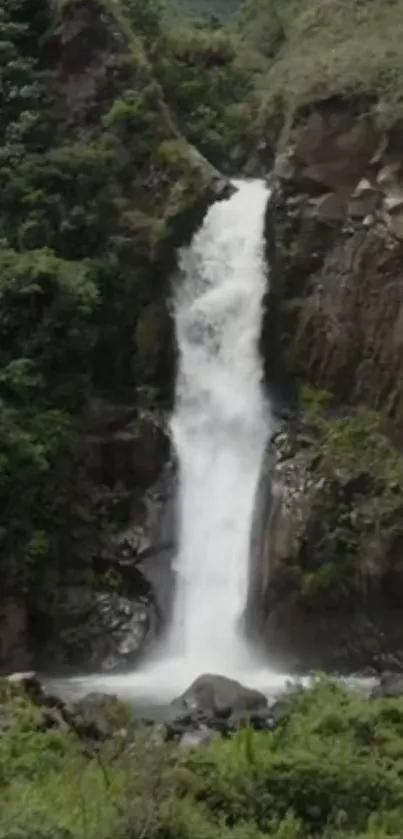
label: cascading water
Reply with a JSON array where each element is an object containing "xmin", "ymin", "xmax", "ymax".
[
  {"xmin": 50, "ymin": 180, "xmax": 377, "ymax": 705},
  {"xmin": 60, "ymin": 180, "xmax": 295, "ymax": 703},
  {"xmin": 164, "ymin": 179, "xmax": 271, "ymax": 672}
]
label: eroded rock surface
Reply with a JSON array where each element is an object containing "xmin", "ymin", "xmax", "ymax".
[
  {"xmin": 167, "ymin": 674, "xmax": 274, "ymax": 741},
  {"xmin": 270, "ymin": 101, "xmax": 403, "ymax": 426},
  {"xmin": 251, "ymin": 414, "xmax": 403, "ymax": 673}
]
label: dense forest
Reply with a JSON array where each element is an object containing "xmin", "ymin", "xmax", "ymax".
[{"xmin": 0, "ymin": 0, "xmax": 257, "ymax": 669}]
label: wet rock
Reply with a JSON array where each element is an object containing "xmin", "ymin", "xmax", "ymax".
[
  {"xmin": 6, "ymin": 671, "xmax": 45, "ymax": 702},
  {"xmin": 45, "ymin": 585, "xmax": 156, "ymax": 673},
  {"xmin": 179, "ymin": 727, "xmax": 219, "ymax": 749},
  {"xmin": 164, "ymin": 706, "xmax": 196, "ymax": 741},
  {"xmin": 166, "ymin": 675, "xmax": 269, "ymax": 742},
  {"xmin": 371, "ymin": 673, "xmax": 403, "ymax": 699},
  {"xmin": 229, "ymin": 707, "xmax": 276, "ymax": 731},
  {"xmin": 68, "ymin": 692, "xmax": 135, "ymax": 740},
  {"xmin": 2, "ymin": 673, "xmax": 137, "ymax": 744},
  {"xmin": 172, "ymin": 674, "xmax": 267, "ymax": 720}
]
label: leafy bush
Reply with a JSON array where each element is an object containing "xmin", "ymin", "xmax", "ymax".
[
  {"xmin": 153, "ymin": 21, "xmax": 257, "ymax": 169},
  {"xmin": 3, "ymin": 681, "xmax": 403, "ymax": 838}
]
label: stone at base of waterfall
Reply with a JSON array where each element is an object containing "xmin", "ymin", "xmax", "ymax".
[
  {"xmin": 167, "ymin": 674, "xmax": 273, "ymax": 741},
  {"xmin": 371, "ymin": 672, "xmax": 403, "ymax": 699},
  {"xmin": 4, "ymin": 673, "xmax": 137, "ymax": 742},
  {"xmin": 174, "ymin": 673, "xmax": 268, "ymax": 715}
]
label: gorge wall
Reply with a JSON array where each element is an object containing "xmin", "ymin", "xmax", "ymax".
[{"xmin": 254, "ymin": 102, "xmax": 403, "ymax": 673}]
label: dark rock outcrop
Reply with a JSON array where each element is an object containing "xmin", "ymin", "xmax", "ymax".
[
  {"xmin": 42, "ymin": 586, "xmax": 156, "ymax": 674},
  {"xmin": 4, "ymin": 672, "xmax": 136, "ymax": 742},
  {"xmin": 173, "ymin": 673, "xmax": 267, "ymax": 717},
  {"xmin": 254, "ymin": 417, "xmax": 403, "ymax": 673},
  {"xmin": 251, "ymin": 99, "xmax": 403, "ymax": 672},
  {"xmin": 371, "ymin": 673, "xmax": 403, "ymax": 699},
  {"xmin": 166, "ymin": 674, "xmax": 272, "ymax": 741},
  {"xmin": 270, "ymin": 100, "xmax": 403, "ymax": 427}
]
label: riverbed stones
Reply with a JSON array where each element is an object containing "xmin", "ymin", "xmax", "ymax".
[
  {"xmin": 371, "ymin": 672, "xmax": 403, "ymax": 699},
  {"xmin": 167, "ymin": 673, "xmax": 269, "ymax": 740},
  {"xmin": 173, "ymin": 673, "xmax": 267, "ymax": 716}
]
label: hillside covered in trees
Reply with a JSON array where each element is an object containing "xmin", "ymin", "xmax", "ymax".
[{"xmin": 0, "ymin": 0, "xmax": 256, "ymax": 671}]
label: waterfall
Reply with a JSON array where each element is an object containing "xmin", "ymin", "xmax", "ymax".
[
  {"xmin": 163, "ymin": 179, "xmax": 272, "ymax": 673},
  {"xmin": 63, "ymin": 180, "xmax": 285, "ymax": 703}
]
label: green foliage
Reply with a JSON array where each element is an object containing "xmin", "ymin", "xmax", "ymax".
[
  {"xmin": 120, "ymin": 0, "xmax": 165, "ymax": 38},
  {"xmin": 293, "ymin": 387, "xmax": 403, "ymax": 604},
  {"xmin": 153, "ymin": 23, "xmax": 256, "ymax": 169},
  {"xmin": 302, "ymin": 386, "xmax": 403, "ymax": 490},
  {"xmin": 0, "ymin": 0, "xmax": 227, "ymax": 642},
  {"xmin": 167, "ymin": 0, "xmax": 241, "ymax": 22},
  {"xmin": 236, "ymin": 0, "xmax": 403, "ymax": 132},
  {"xmin": 4, "ymin": 680, "xmax": 403, "ymax": 838}
]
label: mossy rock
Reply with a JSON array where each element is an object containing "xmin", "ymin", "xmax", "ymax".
[{"xmin": 257, "ymin": 397, "xmax": 403, "ymax": 670}]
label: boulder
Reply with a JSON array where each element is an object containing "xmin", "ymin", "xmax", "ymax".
[
  {"xmin": 166, "ymin": 674, "xmax": 270, "ymax": 743},
  {"xmin": 67, "ymin": 691, "xmax": 135, "ymax": 740},
  {"xmin": 1, "ymin": 673, "xmax": 136, "ymax": 744},
  {"xmin": 179, "ymin": 727, "xmax": 219, "ymax": 750},
  {"xmin": 6, "ymin": 671, "xmax": 44, "ymax": 702},
  {"xmin": 41, "ymin": 585, "xmax": 157, "ymax": 673},
  {"xmin": 371, "ymin": 673, "xmax": 403, "ymax": 699},
  {"xmin": 172, "ymin": 674, "xmax": 267, "ymax": 720}
]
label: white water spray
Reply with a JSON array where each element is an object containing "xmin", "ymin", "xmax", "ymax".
[
  {"xmin": 51, "ymin": 181, "xmax": 378, "ymax": 704},
  {"xmin": 61, "ymin": 181, "xmax": 299, "ymax": 703},
  {"xmin": 165, "ymin": 180, "xmax": 271, "ymax": 670}
]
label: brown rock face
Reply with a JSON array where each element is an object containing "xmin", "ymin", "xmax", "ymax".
[
  {"xmin": 271, "ymin": 99, "xmax": 403, "ymax": 427},
  {"xmin": 294, "ymin": 227, "xmax": 403, "ymax": 419}
]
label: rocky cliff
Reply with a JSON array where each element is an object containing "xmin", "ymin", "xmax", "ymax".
[{"xmin": 247, "ymin": 0, "xmax": 403, "ymax": 671}]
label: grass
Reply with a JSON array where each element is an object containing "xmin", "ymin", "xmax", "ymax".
[
  {"xmin": 236, "ymin": 0, "xmax": 403, "ymax": 136},
  {"xmin": 4, "ymin": 680, "xmax": 403, "ymax": 838},
  {"xmin": 167, "ymin": 0, "xmax": 241, "ymax": 21}
]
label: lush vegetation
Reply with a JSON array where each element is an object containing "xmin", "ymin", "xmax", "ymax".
[
  {"xmin": 284, "ymin": 388, "xmax": 403, "ymax": 605},
  {"xmin": 0, "ymin": 0, "xmax": 255, "ymax": 654},
  {"xmin": 167, "ymin": 0, "xmax": 241, "ymax": 21},
  {"xmin": 236, "ymin": 0, "xmax": 403, "ymax": 135},
  {"xmin": 3, "ymin": 679, "xmax": 403, "ymax": 838},
  {"xmin": 152, "ymin": 23, "xmax": 258, "ymax": 169}
]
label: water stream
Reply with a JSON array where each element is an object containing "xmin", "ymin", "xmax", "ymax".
[
  {"xmin": 48, "ymin": 180, "xmax": 376, "ymax": 707},
  {"xmin": 164, "ymin": 179, "xmax": 271, "ymax": 668}
]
